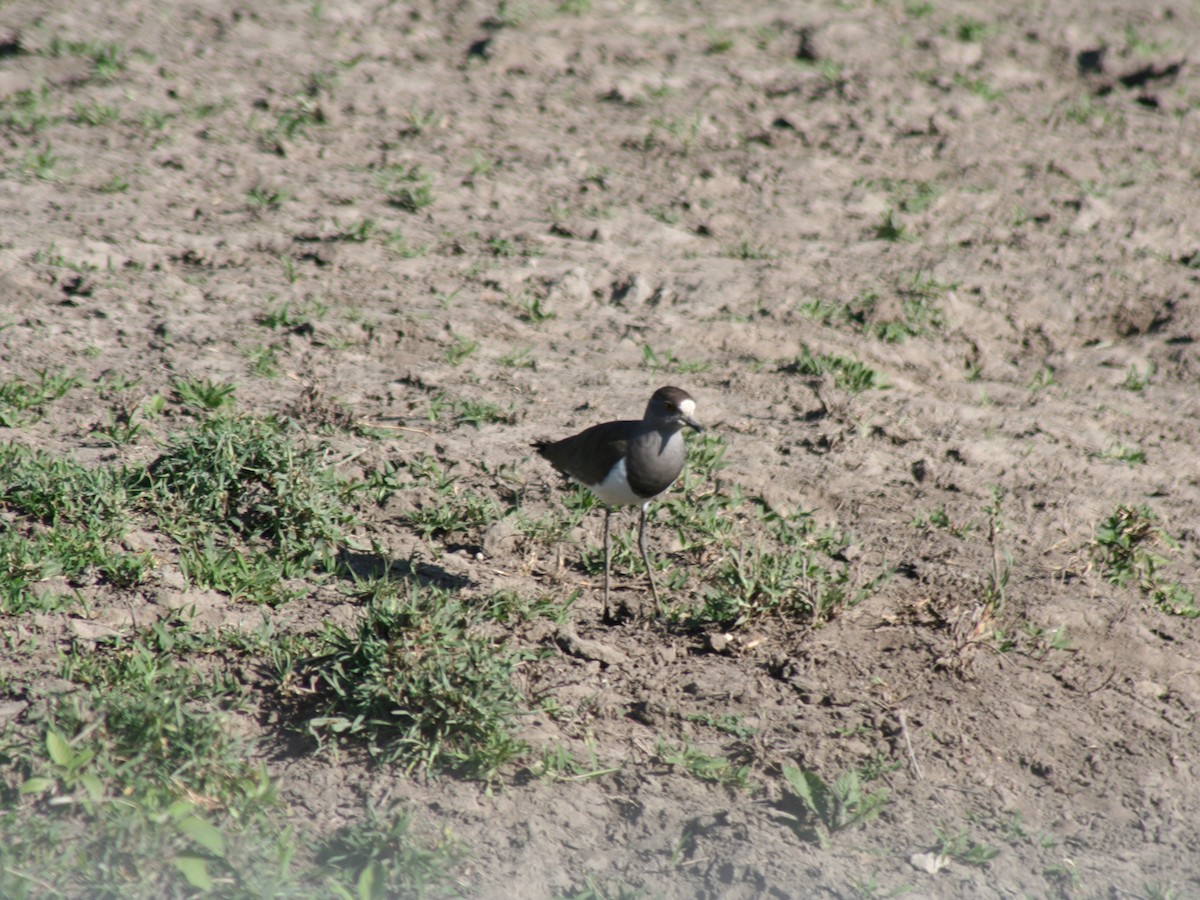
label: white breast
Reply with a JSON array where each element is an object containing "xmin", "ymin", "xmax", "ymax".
[{"xmin": 585, "ymin": 457, "xmax": 653, "ymax": 507}]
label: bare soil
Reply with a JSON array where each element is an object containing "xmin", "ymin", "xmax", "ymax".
[{"xmin": 2, "ymin": 0, "xmax": 1200, "ymax": 896}]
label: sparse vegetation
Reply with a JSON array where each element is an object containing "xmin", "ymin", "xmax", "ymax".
[
  {"xmin": 1, "ymin": 0, "xmax": 1196, "ymax": 894},
  {"xmin": 782, "ymin": 766, "xmax": 891, "ymax": 848},
  {"xmin": 781, "ymin": 346, "xmax": 887, "ymax": 392}
]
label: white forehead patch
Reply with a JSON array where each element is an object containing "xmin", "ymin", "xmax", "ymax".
[{"xmin": 679, "ymin": 398, "xmax": 696, "ymax": 418}]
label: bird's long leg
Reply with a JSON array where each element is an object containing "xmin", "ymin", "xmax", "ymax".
[
  {"xmin": 602, "ymin": 507, "xmax": 613, "ymax": 624},
  {"xmin": 638, "ymin": 504, "xmax": 663, "ymax": 616}
]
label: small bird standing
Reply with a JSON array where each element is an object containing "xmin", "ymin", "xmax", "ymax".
[{"xmin": 533, "ymin": 386, "xmax": 704, "ymax": 623}]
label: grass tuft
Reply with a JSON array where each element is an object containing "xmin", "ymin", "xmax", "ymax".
[{"xmin": 289, "ymin": 583, "xmax": 532, "ymax": 776}]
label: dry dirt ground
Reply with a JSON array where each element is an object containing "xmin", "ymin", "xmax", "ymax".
[{"xmin": 2, "ymin": 0, "xmax": 1200, "ymax": 897}]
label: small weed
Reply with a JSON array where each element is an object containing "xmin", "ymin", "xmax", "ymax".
[
  {"xmin": 1091, "ymin": 505, "xmax": 1196, "ymax": 616},
  {"xmin": 466, "ymin": 149, "xmax": 495, "ymax": 178},
  {"xmin": 950, "ymin": 16, "xmax": 989, "ymax": 42},
  {"xmin": 98, "ymin": 173, "xmax": 130, "ymax": 193},
  {"xmin": 445, "ymin": 332, "xmax": 480, "ymax": 367},
  {"xmin": 512, "ymin": 291, "xmax": 555, "ymax": 324},
  {"xmin": 858, "ymin": 177, "xmax": 940, "ymax": 214},
  {"xmin": 781, "ymin": 347, "xmax": 886, "ymax": 393},
  {"xmin": 642, "ymin": 344, "xmax": 710, "ymax": 374},
  {"xmin": 399, "ymin": 105, "xmax": 442, "ymax": 136},
  {"xmin": 0, "ymin": 368, "xmax": 81, "ymax": 426},
  {"xmin": 404, "ymin": 486, "xmax": 498, "ymax": 541},
  {"xmin": 1121, "ymin": 364, "xmax": 1153, "ymax": 391},
  {"xmin": 498, "ymin": 346, "xmax": 536, "ymax": 368},
  {"xmin": 246, "ymin": 185, "xmax": 289, "ymax": 211},
  {"xmin": 1092, "ymin": 443, "xmax": 1145, "ymax": 465},
  {"xmin": 47, "ymin": 37, "xmax": 126, "ymax": 80},
  {"xmin": 453, "ymin": 398, "xmax": 516, "ymax": 429},
  {"xmin": 1028, "ymin": 366, "xmax": 1055, "ymax": 392},
  {"xmin": 244, "ymin": 344, "xmax": 281, "ymax": 377},
  {"xmin": 873, "ymin": 210, "xmax": 912, "ymax": 242},
  {"xmin": 782, "ymin": 766, "xmax": 890, "ymax": 848},
  {"xmin": 983, "ymin": 487, "xmax": 1011, "ymax": 617},
  {"xmin": 378, "ymin": 164, "xmax": 434, "ymax": 212},
  {"xmin": 73, "ymin": 100, "xmax": 120, "ymax": 126},
  {"xmin": 331, "ymin": 217, "xmax": 378, "ymax": 242},
  {"xmin": 725, "ymin": 239, "xmax": 779, "ymax": 260},
  {"xmin": 0, "ymin": 84, "xmax": 56, "ymax": 132},
  {"xmin": 259, "ymin": 297, "xmax": 327, "ymax": 331},
  {"xmin": 704, "ymin": 26, "xmax": 734, "ymax": 55},
  {"xmin": 933, "ymin": 825, "xmax": 999, "ymax": 867},
  {"xmin": 268, "ymin": 96, "xmax": 325, "ymax": 145},
  {"xmin": 656, "ymin": 739, "xmax": 752, "ymax": 789},
  {"xmin": 683, "ymin": 712, "xmax": 757, "ymax": 740},
  {"xmin": 954, "ymin": 74, "xmax": 1003, "ymax": 101},
  {"xmin": 91, "ymin": 409, "xmax": 145, "ymax": 447},
  {"xmin": 172, "ymin": 376, "xmax": 237, "ymax": 411},
  {"xmin": 1064, "ymin": 93, "xmax": 1119, "ymax": 128}
]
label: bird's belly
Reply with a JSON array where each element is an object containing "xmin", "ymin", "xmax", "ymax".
[{"xmin": 584, "ymin": 457, "xmax": 661, "ymax": 507}]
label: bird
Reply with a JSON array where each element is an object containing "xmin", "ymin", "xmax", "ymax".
[{"xmin": 533, "ymin": 386, "xmax": 704, "ymax": 623}]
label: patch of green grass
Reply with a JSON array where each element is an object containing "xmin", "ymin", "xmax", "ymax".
[
  {"xmin": 331, "ymin": 217, "xmax": 379, "ymax": 242},
  {"xmin": 1121, "ymin": 364, "xmax": 1153, "ymax": 391},
  {"xmin": 642, "ymin": 344, "xmax": 710, "ymax": 374},
  {"xmin": 512, "ymin": 291, "xmax": 556, "ymax": 324},
  {"xmin": 873, "ymin": 209, "xmax": 913, "ymax": 242},
  {"xmin": 2, "ymin": 627, "xmax": 288, "ymax": 897},
  {"xmin": 498, "ymin": 346, "xmax": 536, "ymax": 368},
  {"xmin": 399, "ymin": 105, "xmax": 442, "ymax": 137},
  {"xmin": 452, "ymin": 398, "xmax": 516, "ymax": 429},
  {"xmin": 268, "ymin": 96, "xmax": 326, "ymax": 145},
  {"xmin": 781, "ymin": 347, "xmax": 886, "ymax": 392},
  {"xmin": 0, "ymin": 368, "xmax": 80, "ymax": 426},
  {"xmin": 954, "ymin": 74, "xmax": 1003, "ymax": 101},
  {"xmin": 949, "ymin": 15, "xmax": 989, "ymax": 42},
  {"xmin": 173, "ymin": 376, "xmax": 237, "ymax": 411},
  {"xmin": 72, "ymin": 100, "xmax": 121, "ymax": 126},
  {"xmin": 32, "ymin": 243, "xmax": 95, "ymax": 273},
  {"xmin": 389, "ymin": 453, "xmax": 500, "ymax": 541},
  {"xmin": 650, "ymin": 441, "xmax": 874, "ymax": 629},
  {"xmin": 90, "ymin": 408, "xmax": 146, "ymax": 447},
  {"xmin": 782, "ymin": 766, "xmax": 890, "ymax": 848},
  {"xmin": 0, "ymin": 442, "xmax": 155, "ymax": 612},
  {"xmin": 1091, "ymin": 505, "xmax": 1196, "ymax": 616},
  {"xmin": 46, "ymin": 36, "xmax": 126, "ymax": 80},
  {"xmin": 1028, "ymin": 366, "xmax": 1055, "ymax": 392},
  {"xmin": 258, "ymin": 297, "xmax": 327, "ymax": 331},
  {"xmin": 698, "ymin": 537, "xmax": 854, "ymax": 628},
  {"xmin": 858, "ymin": 177, "xmax": 941, "ymax": 214},
  {"xmin": 244, "ymin": 343, "xmax": 281, "ymax": 377},
  {"xmin": 724, "ymin": 239, "xmax": 779, "ymax": 260},
  {"xmin": 444, "ymin": 332, "xmax": 480, "ymax": 367},
  {"xmin": 655, "ymin": 739, "xmax": 752, "ymax": 789},
  {"xmin": 683, "ymin": 711, "xmax": 756, "ymax": 740},
  {"xmin": 1091, "ymin": 443, "xmax": 1145, "ymax": 465},
  {"xmin": 377, "ymin": 164, "xmax": 434, "ymax": 212},
  {"xmin": 1063, "ymin": 93, "xmax": 1121, "ymax": 128},
  {"xmin": 138, "ymin": 413, "xmax": 351, "ymax": 570},
  {"xmin": 933, "ymin": 825, "xmax": 999, "ymax": 866},
  {"xmin": 0, "ymin": 84, "xmax": 57, "ymax": 132},
  {"xmin": 246, "ymin": 184, "xmax": 289, "ymax": 211},
  {"xmin": 98, "ymin": 173, "xmax": 130, "ymax": 193},
  {"xmin": 704, "ymin": 25, "xmax": 734, "ymax": 54},
  {"xmin": 316, "ymin": 800, "xmax": 466, "ymax": 898},
  {"xmin": 290, "ymin": 582, "xmax": 532, "ymax": 776}
]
